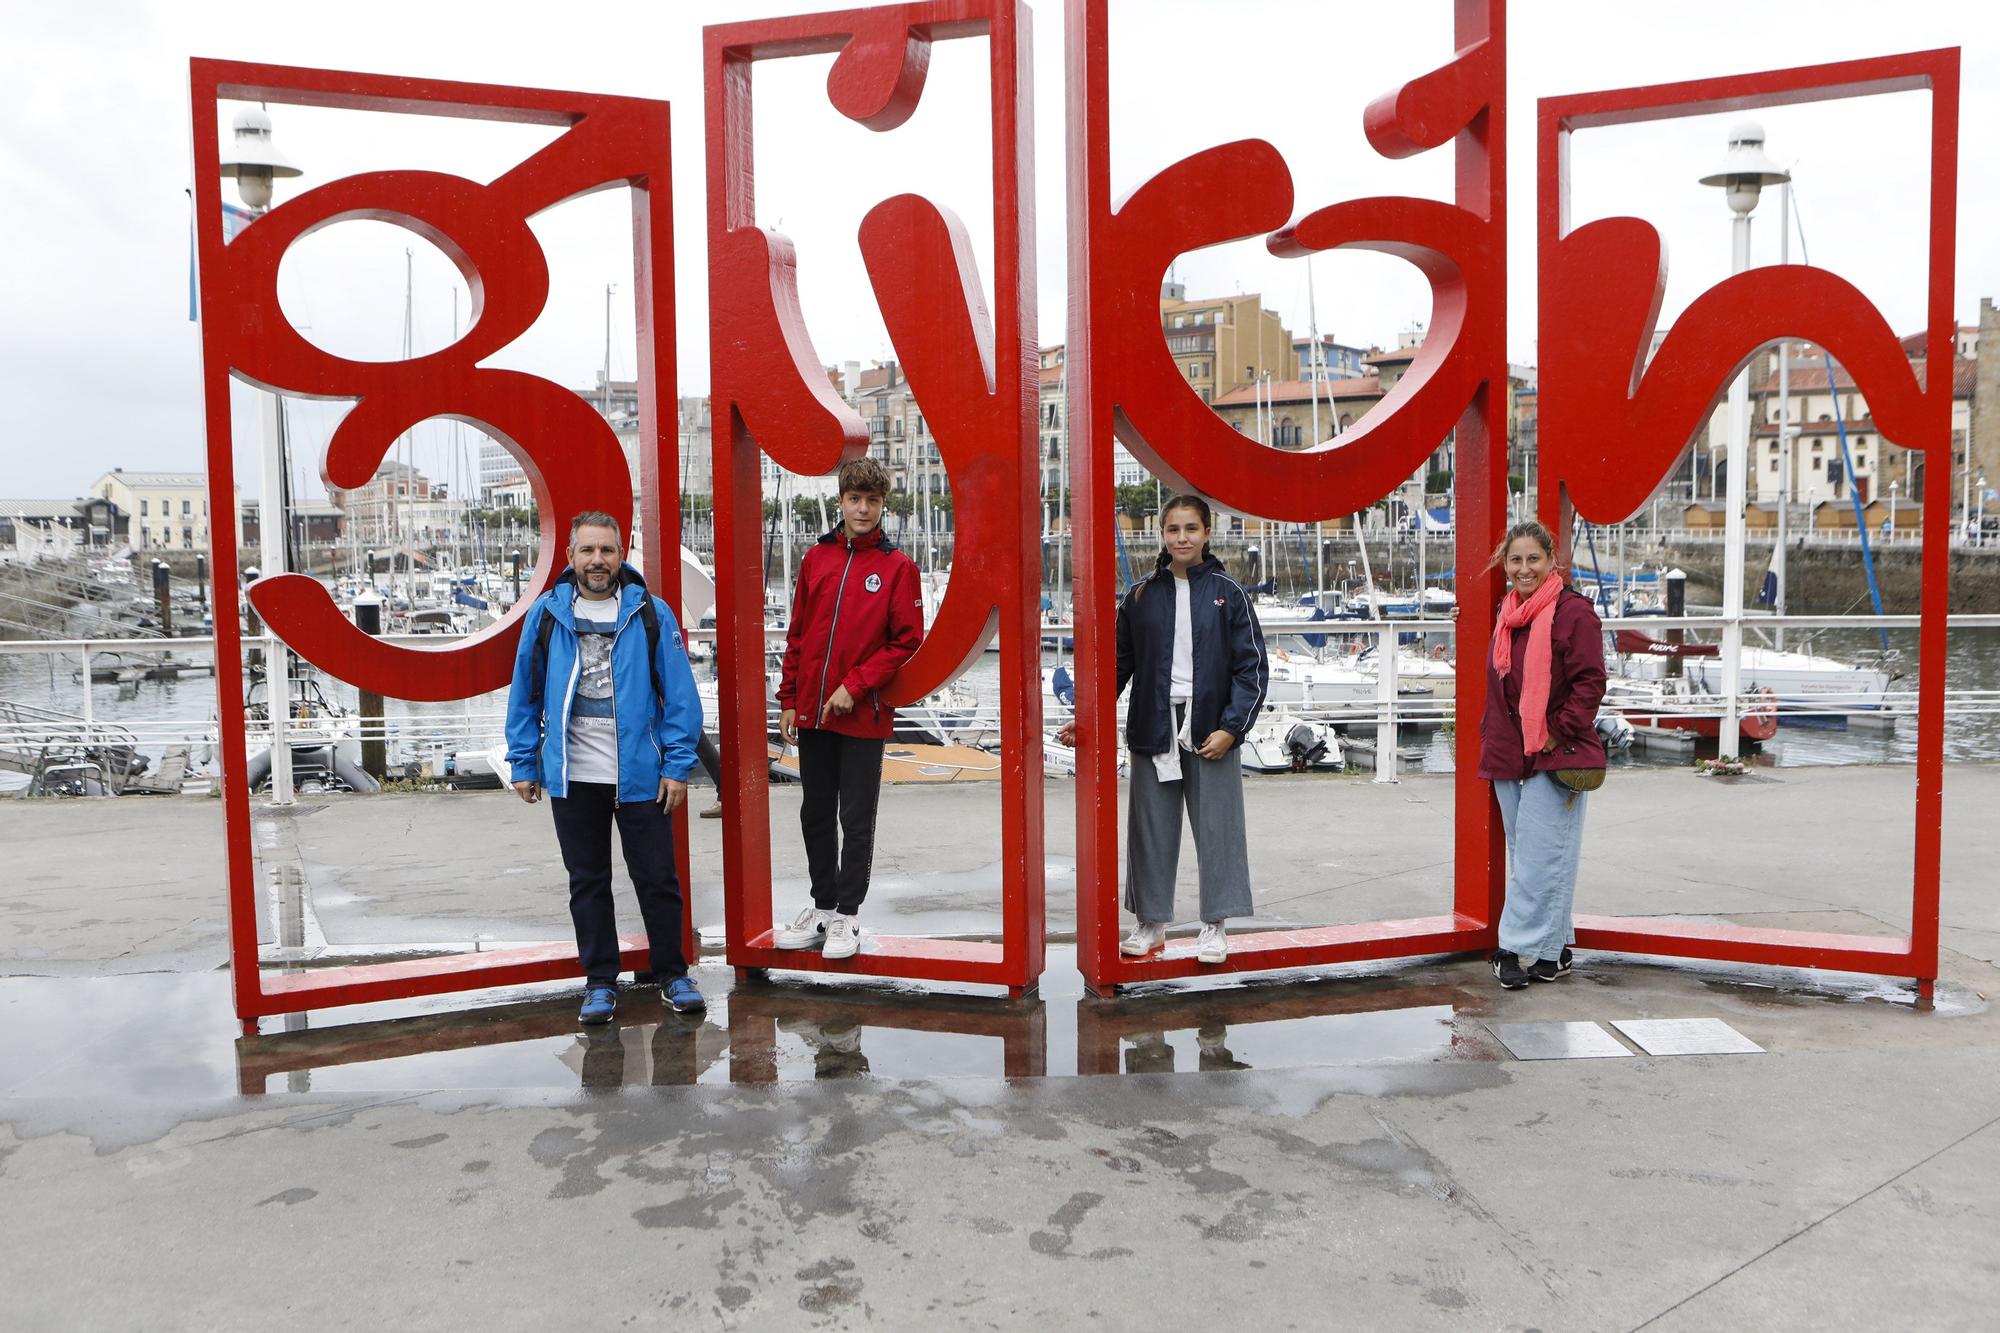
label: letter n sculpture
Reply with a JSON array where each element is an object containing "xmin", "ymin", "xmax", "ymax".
[{"xmin": 1538, "ymin": 50, "xmax": 1958, "ymax": 996}]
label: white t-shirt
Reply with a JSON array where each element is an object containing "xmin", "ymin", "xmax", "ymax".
[
  {"xmin": 565, "ymin": 594, "xmax": 622, "ymax": 784},
  {"xmin": 1170, "ymin": 574, "xmax": 1194, "ymax": 702}
]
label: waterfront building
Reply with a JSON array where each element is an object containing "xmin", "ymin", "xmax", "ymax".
[
  {"xmin": 1701, "ymin": 322, "xmax": 1983, "ymax": 515},
  {"xmin": 1158, "ymin": 280, "xmax": 1298, "ymax": 403},
  {"xmin": 90, "ymin": 469, "xmax": 236, "ymax": 552},
  {"xmin": 0, "ymin": 497, "xmax": 127, "ymax": 560},
  {"xmin": 238, "ymin": 500, "xmax": 345, "ymax": 548},
  {"xmin": 327, "ymin": 460, "xmax": 454, "ymax": 548},
  {"xmin": 1293, "ymin": 333, "xmax": 1369, "ymax": 381}
]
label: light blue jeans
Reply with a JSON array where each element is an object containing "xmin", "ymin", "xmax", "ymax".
[{"xmin": 1492, "ymin": 775, "xmax": 1588, "ymax": 962}]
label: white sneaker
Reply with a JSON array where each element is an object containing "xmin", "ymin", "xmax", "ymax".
[
  {"xmin": 773, "ymin": 906, "xmax": 832, "ymax": 949},
  {"xmin": 1197, "ymin": 921, "xmax": 1228, "ymax": 964},
  {"xmin": 823, "ymin": 914, "xmax": 861, "ymax": 960},
  {"xmin": 1120, "ymin": 922, "xmax": 1167, "ymax": 957}
]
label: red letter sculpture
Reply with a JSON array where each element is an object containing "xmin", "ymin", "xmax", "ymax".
[
  {"xmin": 1066, "ymin": 0, "xmax": 1511, "ymax": 992},
  {"xmin": 705, "ymin": 1, "xmax": 1045, "ymax": 994},
  {"xmin": 1538, "ymin": 51, "xmax": 1958, "ymax": 994},
  {"xmin": 191, "ymin": 60, "xmax": 680, "ymax": 1028}
]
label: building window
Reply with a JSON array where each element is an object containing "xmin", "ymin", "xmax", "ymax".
[
  {"xmin": 140, "ymin": 499, "xmax": 148, "ymax": 516},
  {"xmin": 1769, "ymin": 458, "xmax": 1779, "ymax": 473},
  {"xmin": 183, "ymin": 527, "xmax": 194, "ymax": 547}
]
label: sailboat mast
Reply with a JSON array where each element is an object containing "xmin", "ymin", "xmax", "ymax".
[{"xmin": 1306, "ymin": 259, "xmax": 1324, "ymax": 599}]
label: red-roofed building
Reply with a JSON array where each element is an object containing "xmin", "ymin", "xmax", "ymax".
[
  {"xmin": 1210, "ymin": 376, "xmax": 1387, "ymax": 447},
  {"xmin": 1701, "ymin": 331, "xmax": 1980, "ymax": 511}
]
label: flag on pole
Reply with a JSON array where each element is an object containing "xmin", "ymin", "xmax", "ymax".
[{"xmin": 189, "ymin": 198, "xmax": 260, "ymax": 321}]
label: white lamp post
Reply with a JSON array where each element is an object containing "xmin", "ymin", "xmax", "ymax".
[
  {"xmin": 1980, "ymin": 476, "xmax": 1989, "ymax": 546},
  {"xmin": 1889, "ymin": 479, "xmax": 1899, "ymax": 538},
  {"xmin": 220, "ymin": 106, "xmax": 302, "ymax": 803},
  {"xmin": 1699, "ymin": 122, "xmax": 1789, "ymax": 759},
  {"xmin": 217, "ymin": 107, "xmax": 301, "ymax": 210}
]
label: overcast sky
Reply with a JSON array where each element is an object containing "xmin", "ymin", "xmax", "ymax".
[{"xmin": 1, "ymin": 0, "xmax": 1995, "ymax": 501}]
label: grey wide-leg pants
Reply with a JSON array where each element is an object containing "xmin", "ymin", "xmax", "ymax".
[{"xmin": 1124, "ymin": 743, "xmax": 1254, "ymax": 924}]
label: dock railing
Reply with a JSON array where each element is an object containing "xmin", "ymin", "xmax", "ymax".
[{"xmin": 4, "ymin": 614, "xmax": 2000, "ymax": 789}]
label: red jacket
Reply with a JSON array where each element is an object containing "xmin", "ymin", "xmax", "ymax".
[
  {"xmin": 777, "ymin": 524, "xmax": 924, "ymax": 739},
  {"xmin": 1477, "ymin": 585, "xmax": 1608, "ymax": 781}
]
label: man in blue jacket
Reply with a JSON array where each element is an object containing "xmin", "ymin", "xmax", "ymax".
[{"xmin": 505, "ymin": 511, "xmax": 706, "ymax": 1023}]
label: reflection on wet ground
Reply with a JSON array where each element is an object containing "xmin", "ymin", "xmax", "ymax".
[
  {"xmin": 0, "ymin": 948, "xmax": 1972, "ymax": 1099},
  {"xmin": 0, "ymin": 949, "xmax": 1505, "ymax": 1096}
]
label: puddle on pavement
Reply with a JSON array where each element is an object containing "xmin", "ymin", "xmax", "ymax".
[
  {"xmin": 0, "ymin": 950, "xmax": 1509, "ymax": 1097},
  {"xmin": 0, "ymin": 949, "xmax": 1970, "ymax": 1100}
]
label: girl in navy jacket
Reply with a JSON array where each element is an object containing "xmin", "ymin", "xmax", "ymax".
[{"xmin": 1062, "ymin": 494, "xmax": 1268, "ymax": 963}]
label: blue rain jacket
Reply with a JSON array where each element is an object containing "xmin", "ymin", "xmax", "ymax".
[{"xmin": 504, "ymin": 565, "xmax": 703, "ymax": 801}]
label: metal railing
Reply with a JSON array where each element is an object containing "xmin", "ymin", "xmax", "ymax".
[{"xmin": 4, "ymin": 612, "xmax": 1999, "ymax": 792}]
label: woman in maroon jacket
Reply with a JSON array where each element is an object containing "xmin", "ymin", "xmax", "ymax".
[{"xmin": 1476, "ymin": 519, "xmax": 1607, "ymax": 990}]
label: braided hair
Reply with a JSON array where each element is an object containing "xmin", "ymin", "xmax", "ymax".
[{"xmin": 1135, "ymin": 493, "xmax": 1214, "ymax": 601}]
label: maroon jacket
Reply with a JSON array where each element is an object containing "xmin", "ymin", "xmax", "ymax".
[
  {"xmin": 778, "ymin": 524, "xmax": 924, "ymax": 740},
  {"xmin": 1477, "ymin": 585, "xmax": 1608, "ymax": 781}
]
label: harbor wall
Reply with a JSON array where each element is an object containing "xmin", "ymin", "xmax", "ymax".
[{"xmin": 1658, "ymin": 539, "xmax": 2000, "ymax": 614}]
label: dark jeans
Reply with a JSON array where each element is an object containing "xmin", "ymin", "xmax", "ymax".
[
  {"xmin": 795, "ymin": 729, "xmax": 885, "ymax": 915},
  {"xmin": 550, "ymin": 780, "xmax": 688, "ymax": 987}
]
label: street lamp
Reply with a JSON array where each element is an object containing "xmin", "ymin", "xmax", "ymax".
[
  {"xmin": 1980, "ymin": 476, "xmax": 1989, "ymax": 546},
  {"xmin": 217, "ymin": 107, "xmax": 301, "ymax": 212},
  {"xmin": 220, "ymin": 104, "xmax": 302, "ymax": 802},
  {"xmin": 1888, "ymin": 479, "xmax": 1899, "ymax": 538},
  {"xmin": 1699, "ymin": 121, "xmax": 1789, "ymax": 760}
]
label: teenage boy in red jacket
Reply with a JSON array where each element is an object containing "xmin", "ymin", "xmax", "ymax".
[{"xmin": 773, "ymin": 457, "xmax": 924, "ymax": 959}]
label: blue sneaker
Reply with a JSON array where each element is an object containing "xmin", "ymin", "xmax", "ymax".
[
  {"xmin": 663, "ymin": 975, "xmax": 706, "ymax": 1014},
  {"xmin": 578, "ymin": 986, "xmax": 618, "ymax": 1025}
]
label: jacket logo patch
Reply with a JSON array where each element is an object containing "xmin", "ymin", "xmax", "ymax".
[
  {"xmin": 1214, "ymin": 597, "xmax": 1226, "ymax": 606},
  {"xmin": 864, "ymin": 573, "xmax": 882, "ymax": 592}
]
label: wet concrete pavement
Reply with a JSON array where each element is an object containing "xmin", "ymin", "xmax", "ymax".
[{"xmin": 4, "ymin": 767, "xmax": 2000, "ymax": 1327}]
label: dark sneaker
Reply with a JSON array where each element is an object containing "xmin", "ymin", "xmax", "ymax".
[
  {"xmin": 663, "ymin": 975, "xmax": 706, "ymax": 1014},
  {"xmin": 1492, "ymin": 952, "xmax": 1531, "ymax": 990},
  {"xmin": 1531, "ymin": 948, "xmax": 1574, "ymax": 983},
  {"xmin": 578, "ymin": 985, "xmax": 618, "ymax": 1024}
]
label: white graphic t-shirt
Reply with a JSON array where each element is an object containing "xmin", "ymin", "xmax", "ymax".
[{"xmin": 565, "ymin": 594, "xmax": 621, "ymax": 784}]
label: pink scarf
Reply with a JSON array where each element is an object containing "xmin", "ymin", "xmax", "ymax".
[{"xmin": 1492, "ymin": 575, "xmax": 1564, "ymax": 755}]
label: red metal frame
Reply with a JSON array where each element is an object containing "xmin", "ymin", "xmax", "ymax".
[
  {"xmin": 1066, "ymin": 0, "xmax": 1509, "ymax": 994},
  {"xmin": 703, "ymin": 2, "xmax": 1045, "ymax": 995},
  {"xmin": 190, "ymin": 60, "xmax": 685, "ymax": 1030},
  {"xmin": 1538, "ymin": 51, "xmax": 1958, "ymax": 994}
]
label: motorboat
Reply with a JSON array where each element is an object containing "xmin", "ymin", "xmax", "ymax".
[
  {"xmin": 1602, "ymin": 676, "xmax": 1778, "ymax": 741},
  {"xmin": 1352, "ymin": 642, "xmax": 1456, "ymax": 699},
  {"xmin": 1236, "ymin": 713, "xmax": 1342, "ymax": 773},
  {"xmin": 1614, "ymin": 630, "xmax": 1892, "ymax": 710}
]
